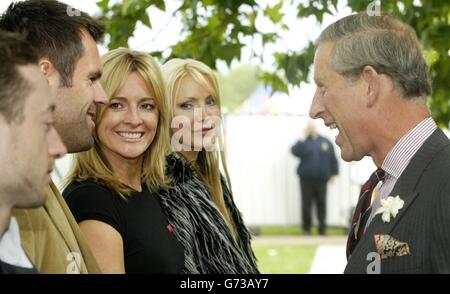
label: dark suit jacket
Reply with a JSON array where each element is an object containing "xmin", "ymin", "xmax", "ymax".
[{"xmin": 345, "ymin": 128, "xmax": 450, "ymax": 274}]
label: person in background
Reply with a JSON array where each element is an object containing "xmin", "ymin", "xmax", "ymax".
[
  {"xmin": 63, "ymin": 48, "xmax": 184, "ymax": 274},
  {"xmin": 291, "ymin": 120, "xmax": 338, "ymax": 235},
  {"xmin": 0, "ymin": 0, "xmax": 107, "ymax": 273},
  {"xmin": 160, "ymin": 58, "xmax": 259, "ymax": 273},
  {"xmin": 0, "ymin": 31, "xmax": 66, "ymax": 274}
]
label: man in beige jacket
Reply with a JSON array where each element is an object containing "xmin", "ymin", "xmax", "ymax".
[{"xmin": 0, "ymin": 0, "xmax": 108, "ymax": 273}]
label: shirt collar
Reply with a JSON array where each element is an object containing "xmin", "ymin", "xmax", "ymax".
[
  {"xmin": 0, "ymin": 217, "xmax": 33, "ymax": 268},
  {"xmin": 381, "ymin": 117, "xmax": 437, "ymax": 179}
]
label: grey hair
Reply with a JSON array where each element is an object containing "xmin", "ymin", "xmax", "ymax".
[{"xmin": 317, "ymin": 12, "xmax": 431, "ymax": 100}]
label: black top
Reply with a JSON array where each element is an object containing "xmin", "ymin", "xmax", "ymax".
[
  {"xmin": 0, "ymin": 260, "xmax": 38, "ymax": 274},
  {"xmin": 291, "ymin": 135, "xmax": 339, "ymax": 181},
  {"xmin": 63, "ymin": 180, "xmax": 184, "ymax": 274}
]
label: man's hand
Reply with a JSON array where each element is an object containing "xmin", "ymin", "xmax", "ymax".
[{"xmin": 299, "ymin": 130, "xmax": 308, "ymax": 141}]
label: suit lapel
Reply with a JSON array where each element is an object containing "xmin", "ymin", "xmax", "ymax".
[
  {"xmin": 364, "ymin": 155, "xmax": 424, "ymax": 237},
  {"xmin": 367, "ymin": 129, "xmax": 450, "ymax": 235},
  {"xmin": 43, "ymin": 182, "xmax": 78, "ymax": 253},
  {"xmin": 347, "ymin": 129, "xmax": 450, "ymax": 270},
  {"xmin": 46, "ymin": 182, "xmax": 101, "ymax": 273}
]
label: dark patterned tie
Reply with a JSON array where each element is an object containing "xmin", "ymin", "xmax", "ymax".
[{"xmin": 346, "ymin": 168, "xmax": 385, "ymax": 259}]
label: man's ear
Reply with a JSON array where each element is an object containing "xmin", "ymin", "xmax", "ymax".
[
  {"xmin": 39, "ymin": 58, "xmax": 59, "ymax": 88},
  {"xmin": 361, "ymin": 65, "xmax": 380, "ymax": 108}
]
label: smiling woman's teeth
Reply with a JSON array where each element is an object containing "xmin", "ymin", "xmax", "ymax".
[{"xmin": 118, "ymin": 132, "xmax": 142, "ymax": 139}]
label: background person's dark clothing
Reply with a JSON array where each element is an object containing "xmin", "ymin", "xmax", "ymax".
[
  {"xmin": 291, "ymin": 135, "xmax": 338, "ymax": 181},
  {"xmin": 300, "ymin": 177, "xmax": 327, "ymax": 234},
  {"xmin": 291, "ymin": 135, "xmax": 338, "ymax": 234},
  {"xmin": 63, "ymin": 180, "xmax": 184, "ymax": 274}
]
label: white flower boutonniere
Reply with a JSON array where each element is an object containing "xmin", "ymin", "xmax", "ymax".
[{"xmin": 375, "ymin": 195, "xmax": 404, "ymax": 223}]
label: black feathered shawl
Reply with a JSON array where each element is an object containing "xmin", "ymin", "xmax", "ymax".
[{"xmin": 157, "ymin": 154, "xmax": 259, "ymax": 274}]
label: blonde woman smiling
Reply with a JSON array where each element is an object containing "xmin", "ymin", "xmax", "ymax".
[{"xmin": 63, "ymin": 49, "xmax": 183, "ymax": 273}]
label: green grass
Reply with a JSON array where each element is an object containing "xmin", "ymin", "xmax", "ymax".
[
  {"xmin": 253, "ymin": 244, "xmax": 317, "ymax": 274},
  {"xmin": 257, "ymin": 226, "xmax": 347, "ymax": 236}
]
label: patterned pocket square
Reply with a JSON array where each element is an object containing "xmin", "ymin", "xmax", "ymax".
[{"xmin": 374, "ymin": 234, "xmax": 411, "ymax": 259}]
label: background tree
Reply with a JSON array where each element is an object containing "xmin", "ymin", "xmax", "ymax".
[
  {"xmin": 217, "ymin": 65, "xmax": 260, "ymax": 112},
  {"xmin": 97, "ymin": 0, "xmax": 450, "ymax": 126}
]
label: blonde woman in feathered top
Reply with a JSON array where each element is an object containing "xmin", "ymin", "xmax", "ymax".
[{"xmin": 160, "ymin": 58, "xmax": 259, "ymax": 273}]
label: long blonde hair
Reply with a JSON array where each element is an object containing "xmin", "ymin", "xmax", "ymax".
[
  {"xmin": 161, "ymin": 58, "xmax": 236, "ymax": 236},
  {"xmin": 65, "ymin": 48, "xmax": 170, "ymax": 197}
]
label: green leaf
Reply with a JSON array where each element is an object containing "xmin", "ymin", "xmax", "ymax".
[
  {"xmin": 140, "ymin": 11, "xmax": 152, "ymax": 28},
  {"xmin": 248, "ymin": 11, "xmax": 256, "ymax": 26},
  {"xmin": 121, "ymin": 0, "xmax": 132, "ymax": 16},
  {"xmin": 259, "ymin": 72, "xmax": 289, "ymax": 94},
  {"xmin": 96, "ymin": 0, "xmax": 110, "ymax": 11},
  {"xmin": 262, "ymin": 33, "xmax": 277, "ymax": 44},
  {"xmin": 149, "ymin": 50, "xmax": 163, "ymax": 60},
  {"xmin": 154, "ymin": 0, "xmax": 166, "ymax": 11},
  {"xmin": 220, "ymin": 43, "xmax": 244, "ymax": 66},
  {"xmin": 264, "ymin": 1, "xmax": 284, "ymax": 24}
]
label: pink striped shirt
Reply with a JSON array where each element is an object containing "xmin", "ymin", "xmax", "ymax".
[{"xmin": 366, "ymin": 117, "xmax": 437, "ymax": 226}]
